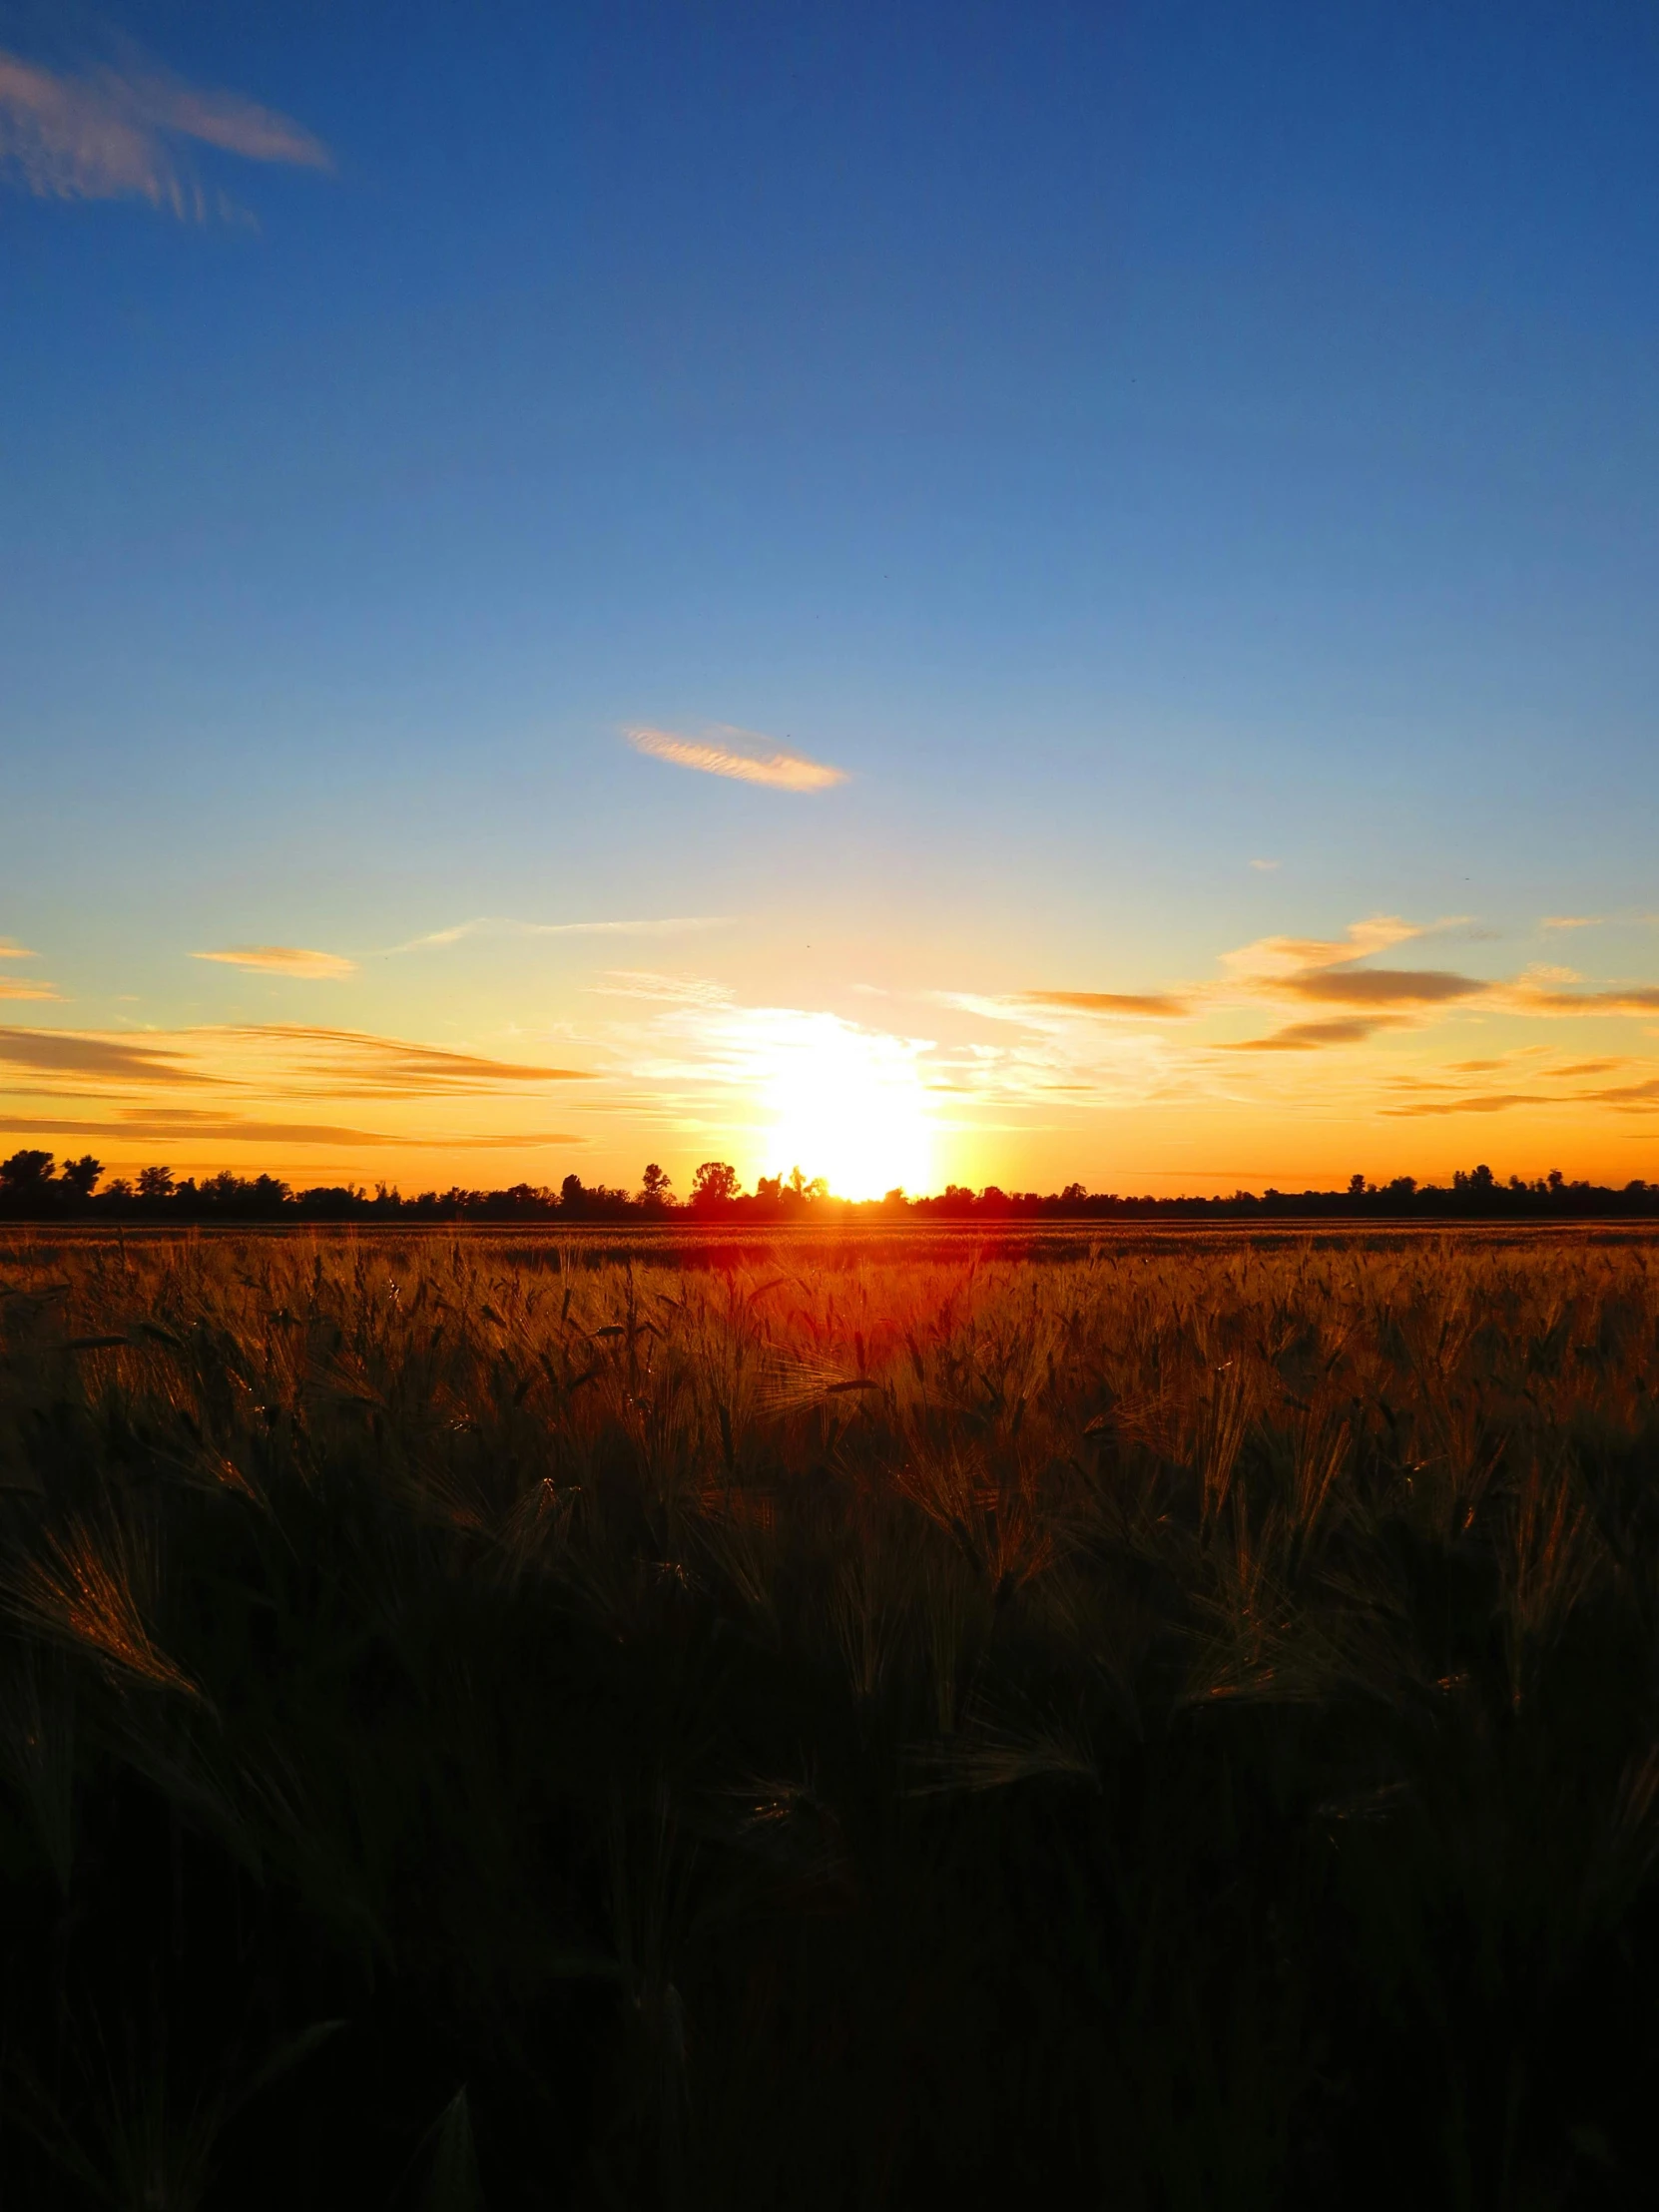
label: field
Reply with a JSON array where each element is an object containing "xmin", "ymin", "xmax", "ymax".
[{"xmin": 3, "ymin": 1224, "xmax": 1659, "ymax": 2208}]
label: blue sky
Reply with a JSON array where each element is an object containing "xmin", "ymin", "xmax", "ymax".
[{"xmin": 4, "ymin": 0, "xmax": 1659, "ymax": 1195}]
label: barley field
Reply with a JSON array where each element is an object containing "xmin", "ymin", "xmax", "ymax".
[{"xmin": 2, "ymin": 1225, "xmax": 1658, "ymax": 2208}]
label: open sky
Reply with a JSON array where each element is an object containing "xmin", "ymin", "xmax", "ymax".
[{"xmin": 5, "ymin": 0, "xmax": 1659, "ymax": 1198}]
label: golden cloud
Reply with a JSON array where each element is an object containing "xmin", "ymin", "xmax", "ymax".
[
  {"xmin": 1582, "ymin": 1077, "xmax": 1659, "ymax": 1108},
  {"xmin": 0, "ymin": 1027, "xmax": 211, "ymax": 1083},
  {"xmin": 1018, "ymin": 991, "xmax": 1190, "ymax": 1018},
  {"xmin": 230, "ymin": 1025, "xmax": 592, "ymax": 1095},
  {"xmin": 1382, "ymin": 1093, "xmax": 1552, "ymax": 1116},
  {"xmin": 625, "ymin": 724, "xmax": 845, "ymax": 793},
  {"xmin": 1227, "ymin": 1017, "xmax": 1405, "ymax": 1051},
  {"xmin": 0, "ymin": 1023, "xmax": 592, "ymax": 1100},
  {"xmin": 193, "ymin": 946, "xmax": 357, "ymax": 979},
  {"xmin": 0, "ymin": 1113, "xmax": 582, "ymax": 1149},
  {"xmin": 1511, "ymin": 985, "xmax": 1659, "ymax": 1015},
  {"xmin": 0, "ymin": 978, "xmax": 59, "ymax": 1002},
  {"xmin": 1283, "ymin": 967, "xmax": 1492, "ymax": 1008},
  {"xmin": 171, "ymin": 1028, "xmax": 595, "ymax": 1105},
  {"xmin": 1221, "ymin": 916, "xmax": 1421, "ymax": 981}
]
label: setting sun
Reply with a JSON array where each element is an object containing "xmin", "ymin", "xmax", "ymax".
[{"xmin": 758, "ymin": 1013, "xmax": 936, "ymax": 1200}]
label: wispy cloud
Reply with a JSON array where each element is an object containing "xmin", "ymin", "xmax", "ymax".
[
  {"xmin": 1510, "ymin": 984, "xmax": 1659, "ymax": 1016},
  {"xmin": 1249, "ymin": 858, "xmax": 1281, "ymax": 872},
  {"xmin": 0, "ymin": 1027, "xmax": 211, "ymax": 1084},
  {"xmin": 1017, "ymin": 990, "xmax": 1190, "ymax": 1019},
  {"xmin": 1221, "ymin": 916, "xmax": 1421, "ymax": 981},
  {"xmin": 1282, "ymin": 966, "xmax": 1492, "ymax": 1008},
  {"xmin": 0, "ymin": 1022, "xmax": 591, "ymax": 1100},
  {"xmin": 225, "ymin": 1026, "xmax": 594, "ymax": 1096},
  {"xmin": 386, "ymin": 915, "xmax": 734, "ymax": 954},
  {"xmin": 0, "ymin": 1112, "xmax": 581, "ymax": 1150},
  {"xmin": 1382, "ymin": 1093, "xmax": 1552, "ymax": 1117},
  {"xmin": 193, "ymin": 946, "xmax": 356, "ymax": 979},
  {"xmin": 593, "ymin": 972, "xmax": 736, "ymax": 1005},
  {"xmin": 1227, "ymin": 1017, "xmax": 1406, "ymax": 1051},
  {"xmin": 1542, "ymin": 915, "xmax": 1601, "ymax": 930},
  {"xmin": 0, "ymin": 43, "xmax": 330, "ymax": 218},
  {"xmin": 1584, "ymin": 1078, "xmax": 1659, "ymax": 1108},
  {"xmin": 625, "ymin": 724, "xmax": 846, "ymax": 793},
  {"xmin": 0, "ymin": 938, "xmax": 53, "ymax": 994}
]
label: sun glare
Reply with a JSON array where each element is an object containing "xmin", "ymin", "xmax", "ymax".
[{"xmin": 758, "ymin": 1015, "xmax": 935, "ymax": 1200}]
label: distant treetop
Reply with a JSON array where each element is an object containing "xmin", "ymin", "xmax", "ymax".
[{"xmin": 1, "ymin": 1151, "xmax": 1655, "ymax": 1224}]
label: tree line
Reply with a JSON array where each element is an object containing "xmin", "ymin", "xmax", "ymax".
[{"xmin": 4, "ymin": 1147, "xmax": 1659, "ymax": 1222}]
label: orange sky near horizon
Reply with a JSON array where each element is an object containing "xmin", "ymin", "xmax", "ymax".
[{"xmin": 6, "ymin": 907, "xmax": 1659, "ymax": 1200}]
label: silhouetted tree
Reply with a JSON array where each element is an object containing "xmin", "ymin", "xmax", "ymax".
[
  {"xmin": 0, "ymin": 1150, "xmax": 54, "ymax": 1192},
  {"xmin": 6, "ymin": 1144, "xmax": 1658, "ymax": 1226},
  {"xmin": 690, "ymin": 1162, "xmax": 739, "ymax": 1210}
]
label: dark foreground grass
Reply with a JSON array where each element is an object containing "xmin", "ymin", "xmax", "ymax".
[{"xmin": 2, "ymin": 1226, "xmax": 1659, "ymax": 2207}]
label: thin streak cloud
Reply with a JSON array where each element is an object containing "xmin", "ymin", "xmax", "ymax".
[
  {"xmin": 0, "ymin": 979, "xmax": 60, "ymax": 1002},
  {"xmin": 1222, "ymin": 916, "xmax": 1421, "ymax": 980},
  {"xmin": 1582, "ymin": 1078, "xmax": 1659, "ymax": 1106},
  {"xmin": 1382, "ymin": 1093, "xmax": 1553, "ymax": 1116},
  {"xmin": 1018, "ymin": 991, "xmax": 1190, "ymax": 1018},
  {"xmin": 0, "ymin": 44, "xmax": 330, "ymax": 217},
  {"xmin": 0, "ymin": 1027, "xmax": 212, "ymax": 1083},
  {"xmin": 593, "ymin": 972, "xmax": 736, "ymax": 1005},
  {"xmin": 226, "ymin": 1026, "xmax": 594, "ymax": 1094},
  {"xmin": 0, "ymin": 1114, "xmax": 582, "ymax": 1148},
  {"xmin": 0, "ymin": 941, "xmax": 37, "ymax": 960},
  {"xmin": 1283, "ymin": 967, "xmax": 1492, "ymax": 1008},
  {"xmin": 0, "ymin": 1023, "xmax": 592, "ymax": 1098},
  {"xmin": 386, "ymin": 915, "xmax": 734, "ymax": 953},
  {"xmin": 1227, "ymin": 1017, "xmax": 1405, "ymax": 1051},
  {"xmin": 625, "ymin": 724, "xmax": 846, "ymax": 793},
  {"xmin": 1511, "ymin": 984, "xmax": 1659, "ymax": 1015},
  {"xmin": 193, "ymin": 946, "xmax": 357, "ymax": 979}
]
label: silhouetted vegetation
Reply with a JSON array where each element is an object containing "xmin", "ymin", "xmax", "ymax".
[
  {"xmin": 6, "ymin": 1148, "xmax": 1659, "ymax": 1224},
  {"xmin": 3, "ymin": 1225, "xmax": 1659, "ymax": 2204}
]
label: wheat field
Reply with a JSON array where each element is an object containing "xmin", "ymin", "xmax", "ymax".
[{"xmin": 2, "ymin": 1224, "xmax": 1658, "ymax": 2206}]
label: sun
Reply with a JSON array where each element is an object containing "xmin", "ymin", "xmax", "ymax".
[{"xmin": 758, "ymin": 1015, "xmax": 936, "ymax": 1201}]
